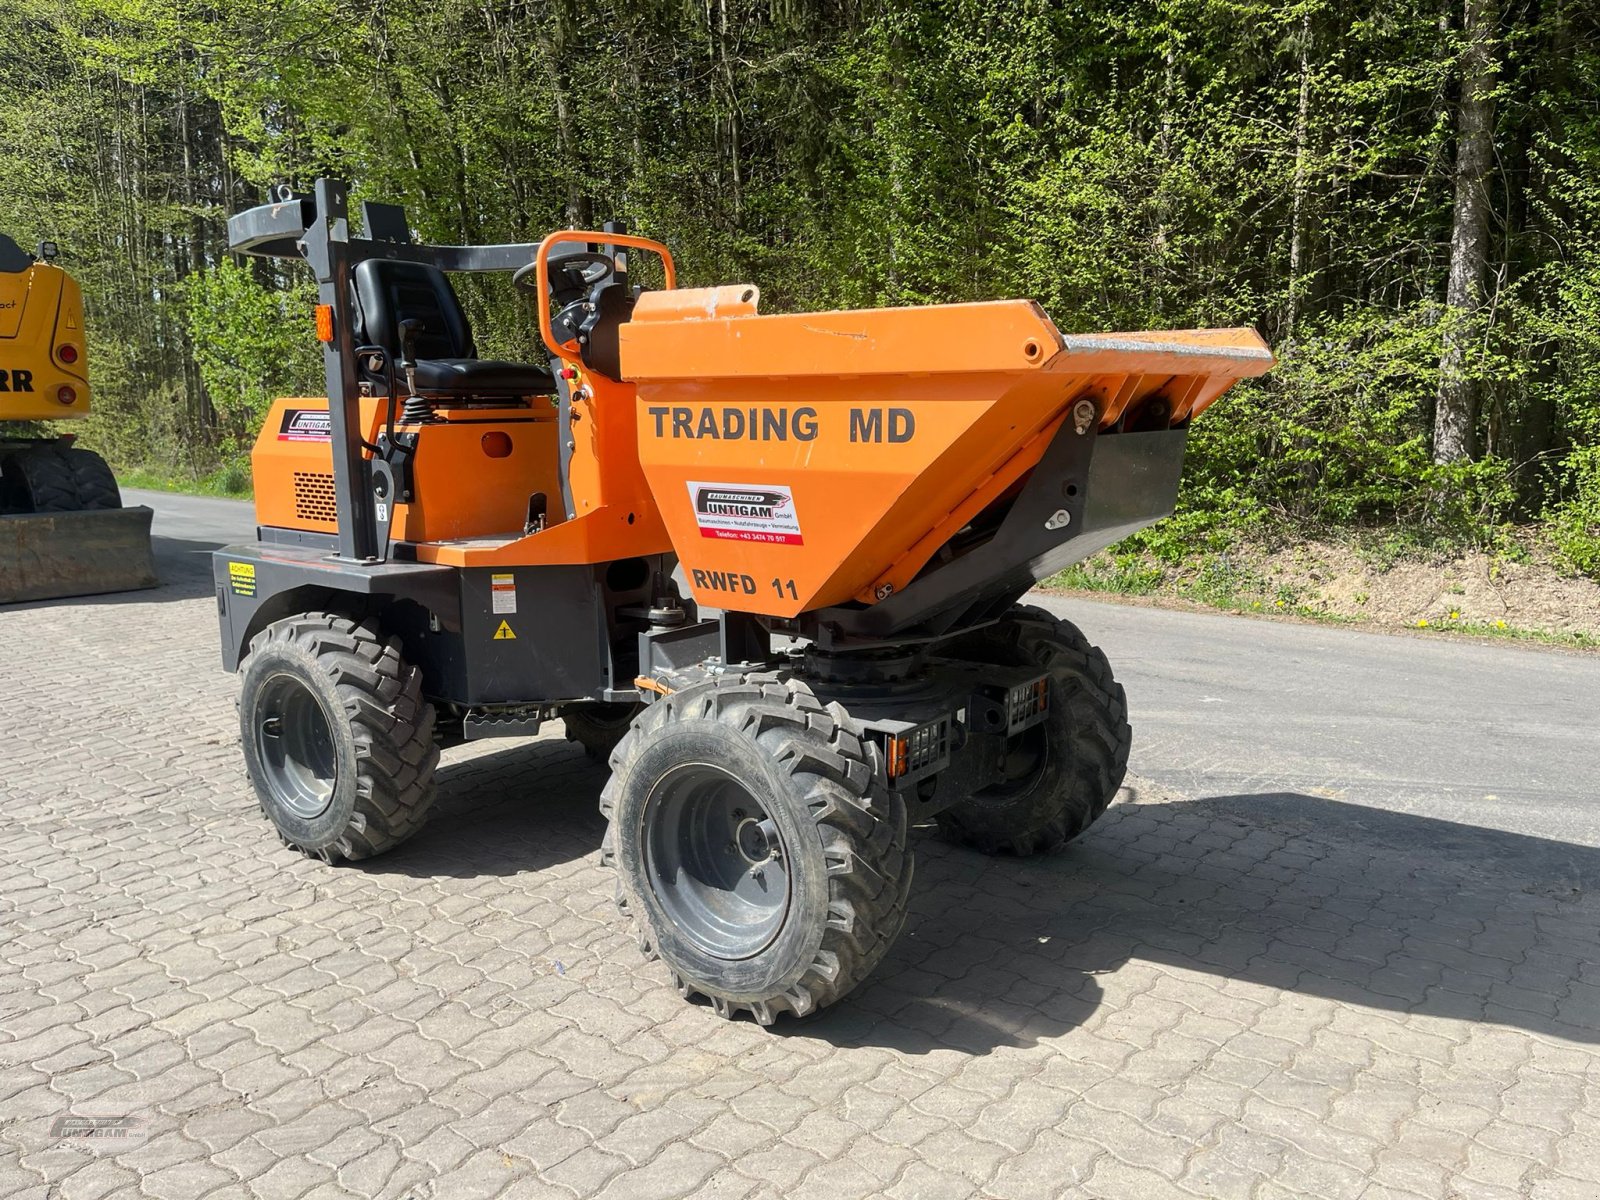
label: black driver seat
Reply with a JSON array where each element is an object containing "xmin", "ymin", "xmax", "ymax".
[{"xmin": 352, "ymin": 259, "xmax": 552, "ymax": 396}]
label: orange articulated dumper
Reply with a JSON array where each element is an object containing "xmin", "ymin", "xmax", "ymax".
[{"xmin": 215, "ymin": 180, "xmax": 1272, "ymax": 1023}]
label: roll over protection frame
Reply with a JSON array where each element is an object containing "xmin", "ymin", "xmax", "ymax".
[{"xmin": 224, "ymin": 180, "xmax": 671, "ymax": 564}]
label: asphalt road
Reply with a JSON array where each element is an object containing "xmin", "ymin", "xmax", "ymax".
[
  {"xmin": 128, "ymin": 486, "xmax": 1600, "ymax": 848},
  {"xmin": 1032, "ymin": 593, "xmax": 1600, "ymax": 850},
  {"xmin": 126, "ymin": 486, "xmax": 254, "ymax": 584}
]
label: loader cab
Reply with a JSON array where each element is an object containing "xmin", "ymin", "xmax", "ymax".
[{"xmin": 0, "ymin": 234, "xmax": 32, "ymax": 274}]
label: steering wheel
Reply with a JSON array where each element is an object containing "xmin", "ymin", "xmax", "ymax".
[{"xmin": 512, "ymin": 250, "xmax": 614, "ymax": 302}]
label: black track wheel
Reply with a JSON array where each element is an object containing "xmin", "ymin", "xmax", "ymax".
[
  {"xmin": 600, "ymin": 673, "xmax": 912, "ymax": 1024},
  {"xmin": 238, "ymin": 612, "xmax": 439, "ymax": 862},
  {"xmin": 563, "ymin": 702, "xmax": 643, "ymax": 760},
  {"xmin": 936, "ymin": 604, "xmax": 1131, "ymax": 856},
  {"xmin": 62, "ymin": 447, "xmax": 122, "ymax": 509},
  {"xmin": 1, "ymin": 444, "xmax": 79, "ymax": 512}
]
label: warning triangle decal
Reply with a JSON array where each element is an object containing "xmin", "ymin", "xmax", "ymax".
[{"xmin": 493, "ymin": 620, "xmax": 517, "ymax": 640}]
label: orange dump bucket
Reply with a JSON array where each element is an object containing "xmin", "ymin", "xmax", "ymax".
[{"xmin": 620, "ymin": 291, "xmax": 1272, "ymax": 620}]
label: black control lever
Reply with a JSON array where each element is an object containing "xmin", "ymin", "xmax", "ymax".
[
  {"xmin": 396, "ymin": 318, "xmax": 436, "ymax": 423},
  {"xmin": 396, "ymin": 318, "xmax": 422, "ymax": 394}
]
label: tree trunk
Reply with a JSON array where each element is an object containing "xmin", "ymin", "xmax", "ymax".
[
  {"xmin": 1434, "ymin": 0, "xmax": 1498, "ymax": 464},
  {"xmin": 1284, "ymin": 8, "xmax": 1313, "ymax": 345},
  {"xmin": 717, "ymin": 0, "xmax": 742, "ymax": 225},
  {"xmin": 1150, "ymin": 44, "xmax": 1176, "ymax": 316}
]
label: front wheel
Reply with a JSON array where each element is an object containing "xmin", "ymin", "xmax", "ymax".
[
  {"xmin": 238, "ymin": 613, "xmax": 439, "ymax": 862},
  {"xmin": 601, "ymin": 674, "xmax": 912, "ymax": 1024},
  {"xmin": 936, "ymin": 605, "xmax": 1131, "ymax": 855}
]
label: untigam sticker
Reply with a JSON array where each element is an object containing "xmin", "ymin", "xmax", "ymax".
[{"xmin": 686, "ymin": 481, "xmax": 803, "ymax": 546}]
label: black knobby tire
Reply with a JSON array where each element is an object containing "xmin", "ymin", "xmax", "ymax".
[
  {"xmin": 238, "ymin": 612, "xmax": 439, "ymax": 862},
  {"xmin": 563, "ymin": 702, "xmax": 643, "ymax": 760},
  {"xmin": 600, "ymin": 673, "xmax": 913, "ymax": 1024},
  {"xmin": 62, "ymin": 448, "xmax": 122, "ymax": 510},
  {"xmin": 936, "ymin": 604, "xmax": 1131, "ymax": 856},
  {"xmin": 1, "ymin": 445, "xmax": 79, "ymax": 513}
]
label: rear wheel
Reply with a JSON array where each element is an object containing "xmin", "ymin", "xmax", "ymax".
[
  {"xmin": 936, "ymin": 605, "xmax": 1130, "ymax": 855},
  {"xmin": 63, "ymin": 447, "xmax": 121, "ymax": 509},
  {"xmin": 601, "ymin": 674, "xmax": 912, "ymax": 1024},
  {"xmin": 1, "ymin": 444, "xmax": 78, "ymax": 512},
  {"xmin": 238, "ymin": 613, "xmax": 438, "ymax": 862}
]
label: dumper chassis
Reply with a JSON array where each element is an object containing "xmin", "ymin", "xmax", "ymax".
[{"xmin": 213, "ymin": 180, "xmax": 1272, "ymax": 1022}]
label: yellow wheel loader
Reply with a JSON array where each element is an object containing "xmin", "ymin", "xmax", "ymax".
[{"xmin": 0, "ymin": 234, "xmax": 157, "ymax": 603}]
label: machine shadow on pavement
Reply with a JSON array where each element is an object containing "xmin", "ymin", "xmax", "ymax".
[
  {"xmin": 147, "ymin": 535, "xmax": 233, "ymax": 595},
  {"xmin": 797, "ymin": 789, "xmax": 1600, "ymax": 1055},
  {"xmin": 355, "ymin": 737, "xmax": 609, "ymax": 881},
  {"xmin": 361, "ymin": 752, "xmax": 1600, "ymax": 1055}
]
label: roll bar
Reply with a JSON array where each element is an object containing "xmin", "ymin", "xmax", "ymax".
[
  {"xmin": 224, "ymin": 178, "xmax": 671, "ymax": 565},
  {"xmin": 227, "ymin": 189, "xmax": 545, "ymax": 274},
  {"xmin": 533, "ymin": 231, "xmax": 675, "ymax": 361}
]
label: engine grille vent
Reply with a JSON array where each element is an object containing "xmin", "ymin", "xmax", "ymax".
[{"xmin": 292, "ymin": 471, "xmax": 338, "ymax": 524}]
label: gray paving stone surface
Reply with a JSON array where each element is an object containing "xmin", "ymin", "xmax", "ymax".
[{"xmin": 2, "ymin": 578, "xmax": 1597, "ymax": 1198}]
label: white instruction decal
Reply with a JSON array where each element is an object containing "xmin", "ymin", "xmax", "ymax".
[
  {"xmin": 491, "ymin": 572, "xmax": 517, "ymax": 614},
  {"xmin": 687, "ymin": 481, "xmax": 804, "ymax": 546},
  {"xmin": 277, "ymin": 408, "xmax": 331, "ymax": 442}
]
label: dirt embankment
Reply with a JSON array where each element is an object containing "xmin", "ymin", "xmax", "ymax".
[
  {"xmin": 1261, "ymin": 542, "xmax": 1600, "ymax": 636},
  {"xmin": 1052, "ymin": 539, "xmax": 1600, "ymax": 643}
]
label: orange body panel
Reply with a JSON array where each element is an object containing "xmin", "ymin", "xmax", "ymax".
[
  {"xmin": 408, "ymin": 364, "xmax": 674, "ymax": 567},
  {"xmin": 253, "ymin": 397, "xmax": 566, "ymax": 543},
  {"xmin": 619, "ymin": 296, "xmax": 1273, "ymax": 617}
]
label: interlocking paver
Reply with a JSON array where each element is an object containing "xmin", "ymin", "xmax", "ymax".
[{"xmin": 2, "ymin": 576, "xmax": 1598, "ymax": 1198}]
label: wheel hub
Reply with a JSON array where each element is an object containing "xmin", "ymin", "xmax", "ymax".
[
  {"xmin": 254, "ymin": 673, "xmax": 337, "ymax": 820},
  {"xmin": 734, "ymin": 816, "xmax": 780, "ymax": 865},
  {"xmin": 642, "ymin": 764, "xmax": 791, "ymax": 960}
]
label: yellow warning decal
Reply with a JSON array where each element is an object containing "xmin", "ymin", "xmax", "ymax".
[
  {"xmin": 493, "ymin": 620, "xmax": 516, "ymax": 640},
  {"xmin": 228, "ymin": 561, "xmax": 256, "ymax": 597}
]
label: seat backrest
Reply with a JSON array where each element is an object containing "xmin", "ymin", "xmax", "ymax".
[
  {"xmin": 578, "ymin": 284, "xmax": 637, "ymax": 381},
  {"xmin": 0, "ymin": 235, "xmax": 33, "ymax": 274},
  {"xmin": 353, "ymin": 259, "xmax": 475, "ymax": 360}
]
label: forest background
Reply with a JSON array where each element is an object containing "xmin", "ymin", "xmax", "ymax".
[{"xmin": 3, "ymin": 0, "xmax": 1598, "ymax": 593}]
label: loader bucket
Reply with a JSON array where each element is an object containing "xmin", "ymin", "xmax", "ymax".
[
  {"xmin": 621, "ymin": 293, "xmax": 1273, "ymax": 625},
  {"xmin": 0, "ymin": 507, "xmax": 159, "ymax": 604}
]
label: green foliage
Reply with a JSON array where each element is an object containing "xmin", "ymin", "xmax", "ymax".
[
  {"xmin": 1536, "ymin": 244, "xmax": 1600, "ymax": 576},
  {"xmin": 1178, "ymin": 308, "xmax": 1521, "ymax": 546},
  {"xmin": 119, "ymin": 462, "xmax": 254, "ymax": 498},
  {"xmin": 1549, "ymin": 446, "xmax": 1600, "ymax": 576},
  {"xmin": 1054, "ymin": 554, "xmax": 1166, "ymax": 596},
  {"xmin": 0, "ymin": 0, "xmax": 1597, "ymax": 575},
  {"xmin": 185, "ymin": 261, "xmax": 322, "ymax": 461}
]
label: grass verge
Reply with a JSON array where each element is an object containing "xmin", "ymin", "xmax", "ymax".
[{"xmin": 118, "ymin": 463, "xmax": 253, "ymax": 500}]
